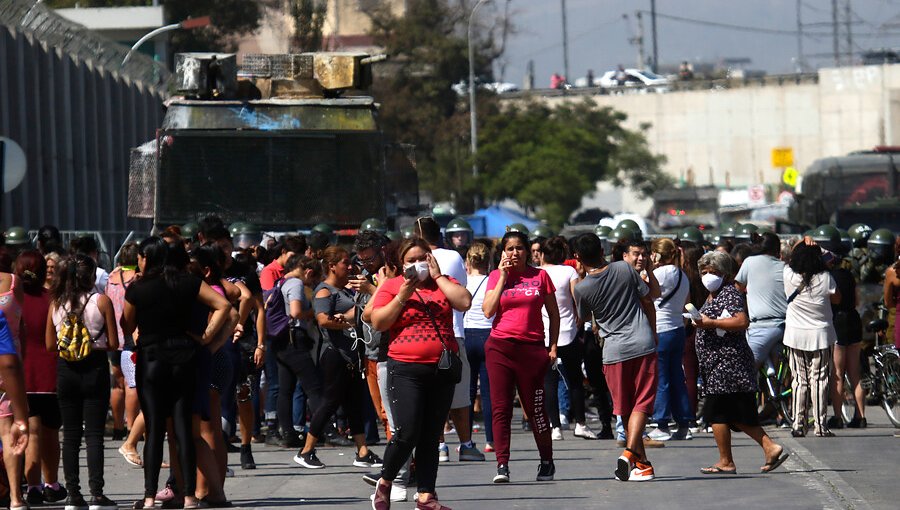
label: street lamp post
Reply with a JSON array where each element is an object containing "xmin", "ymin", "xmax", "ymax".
[{"xmin": 468, "ymin": 0, "xmax": 491, "ymax": 210}]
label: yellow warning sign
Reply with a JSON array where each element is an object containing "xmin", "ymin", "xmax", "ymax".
[
  {"xmin": 772, "ymin": 147, "xmax": 794, "ymax": 168},
  {"xmin": 782, "ymin": 166, "xmax": 798, "ymax": 187}
]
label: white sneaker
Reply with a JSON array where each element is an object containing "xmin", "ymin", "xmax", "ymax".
[
  {"xmin": 438, "ymin": 443, "xmax": 450, "ymax": 462},
  {"xmin": 551, "ymin": 427, "xmax": 564, "ymax": 441},
  {"xmin": 647, "ymin": 428, "xmax": 671, "ymax": 441},
  {"xmin": 574, "ymin": 423, "xmax": 598, "ymax": 439},
  {"xmin": 559, "ymin": 414, "xmax": 570, "ymax": 430},
  {"xmin": 368, "ymin": 484, "xmax": 408, "ymax": 503}
]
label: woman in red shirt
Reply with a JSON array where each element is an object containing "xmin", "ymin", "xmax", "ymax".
[
  {"xmin": 482, "ymin": 231, "xmax": 560, "ymax": 484},
  {"xmin": 369, "ymin": 238, "xmax": 471, "ymax": 510}
]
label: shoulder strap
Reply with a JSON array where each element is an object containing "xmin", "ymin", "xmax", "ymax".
[
  {"xmin": 414, "ymin": 290, "xmax": 453, "ymax": 351},
  {"xmin": 658, "ymin": 268, "xmax": 683, "ymax": 307},
  {"xmin": 787, "ymin": 283, "xmax": 804, "ymax": 304}
]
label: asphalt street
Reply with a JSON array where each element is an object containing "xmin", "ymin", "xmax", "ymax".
[{"xmin": 66, "ymin": 405, "xmax": 900, "ymax": 510}]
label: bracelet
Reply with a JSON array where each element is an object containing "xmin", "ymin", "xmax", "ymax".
[
  {"xmin": 396, "ymin": 296, "xmax": 407, "ymax": 306},
  {"xmin": 256, "ymin": 345, "xmax": 266, "ymax": 351}
]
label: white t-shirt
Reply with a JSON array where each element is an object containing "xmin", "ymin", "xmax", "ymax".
[
  {"xmin": 652, "ymin": 264, "xmax": 689, "ymax": 333},
  {"xmin": 783, "ymin": 266, "xmax": 837, "ymax": 351},
  {"xmin": 463, "ymin": 274, "xmax": 492, "ymax": 329},
  {"xmin": 431, "ymin": 247, "xmax": 468, "ymax": 339},
  {"xmin": 95, "ymin": 267, "xmax": 109, "ymax": 294},
  {"xmin": 541, "ymin": 264, "xmax": 579, "ymax": 347}
]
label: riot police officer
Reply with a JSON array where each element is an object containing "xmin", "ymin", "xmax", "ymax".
[{"xmin": 445, "ymin": 217, "xmax": 475, "ymax": 250}]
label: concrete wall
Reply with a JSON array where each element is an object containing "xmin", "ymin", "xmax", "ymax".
[{"xmin": 538, "ymin": 64, "xmax": 900, "ymax": 191}]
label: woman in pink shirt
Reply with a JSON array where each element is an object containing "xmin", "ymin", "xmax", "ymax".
[{"xmin": 482, "ymin": 231, "xmax": 560, "ymax": 484}]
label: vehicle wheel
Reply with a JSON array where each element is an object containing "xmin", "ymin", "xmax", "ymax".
[
  {"xmin": 879, "ymin": 352, "xmax": 900, "ymax": 428},
  {"xmin": 776, "ymin": 365, "xmax": 794, "ymax": 427},
  {"xmin": 842, "ymin": 374, "xmax": 857, "ymax": 424}
]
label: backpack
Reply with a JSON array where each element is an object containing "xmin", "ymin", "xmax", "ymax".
[
  {"xmin": 263, "ymin": 278, "xmax": 291, "ymax": 337},
  {"xmin": 57, "ymin": 294, "xmax": 102, "ymax": 362}
]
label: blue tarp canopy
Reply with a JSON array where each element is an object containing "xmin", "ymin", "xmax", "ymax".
[{"xmin": 467, "ymin": 205, "xmax": 540, "ymax": 238}]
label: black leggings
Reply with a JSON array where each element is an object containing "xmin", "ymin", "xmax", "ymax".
[
  {"xmin": 273, "ymin": 334, "xmax": 324, "ymax": 435},
  {"xmin": 307, "ymin": 347, "xmax": 364, "ymax": 439},
  {"xmin": 545, "ymin": 341, "xmax": 588, "ymax": 426},
  {"xmin": 57, "ymin": 351, "xmax": 110, "ymax": 497},
  {"xmin": 582, "ymin": 332, "xmax": 612, "ymax": 423},
  {"xmin": 137, "ymin": 346, "xmax": 198, "ymax": 498},
  {"xmin": 380, "ymin": 359, "xmax": 454, "ymax": 494}
]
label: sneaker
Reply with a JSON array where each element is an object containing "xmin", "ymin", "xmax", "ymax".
[
  {"xmin": 536, "ymin": 460, "xmax": 555, "ymax": 481},
  {"xmin": 280, "ymin": 430, "xmax": 304, "ymax": 449},
  {"xmin": 827, "ymin": 416, "xmax": 844, "ymax": 429},
  {"xmin": 643, "ymin": 436, "xmax": 666, "ymax": 448},
  {"xmin": 415, "ymin": 494, "xmax": 452, "ymax": 510},
  {"xmin": 688, "ymin": 421, "xmax": 701, "ymax": 434},
  {"xmin": 483, "ymin": 442, "xmax": 495, "ymax": 453},
  {"xmin": 598, "ymin": 425, "xmax": 614, "ymax": 440},
  {"xmin": 224, "ymin": 467, "xmax": 235, "ymax": 478},
  {"xmin": 64, "ymin": 493, "xmax": 89, "ymax": 510},
  {"xmin": 370, "ymin": 480, "xmax": 391, "ymax": 510},
  {"xmin": 615, "ymin": 449, "xmax": 638, "ymax": 482},
  {"xmin": 574, "ymin": 423, "xmax": 598, "ymax": 440},
  {"xmin": 324, "ymin": 431, "xmax": 354, "ymax": 447},
  {"xmin": 43, "ymin": 484, "xmax": 68, "ymax": 503},
  {"xmin": 264, "ymin": 429, "xmax": 282, "ymax": 446},
  {"xmin": 438, "ymin": 444, "xmax": 450, "ymax": 463},
  {"xmin": 353, "ymin": 450, "xmax": 384, "ymax": 467},
  {"xmin": 670, "ymin": 428, "xmax": 693, "ymax": 440},
  {"xmin": 362, "ymin": 473, "xmax": 380, "ymax": 487},
  {"xmin": 630, "ymin": 460, "xmax": 655, "ymax": 481},
  {"xmin": 240, "ymin": 444, "xmax": 256, "ymax": 470},
  {"xmin": 559, "ymin": 414, "xmax": 570, "ymax": 430},
  {"xmin": 551, "ymin": 427, "xmax": 564, "ymax": 441},
  {"xmin": 458, "ymin": 443, "xmax": 485, "ymax": 461},
  {"xmin": 846, "ymin": 417, "xmax": 867, "ymax": 428},
  {"xmin": 390, "ymin": 483, "xmax": 408, "ymax": 502},
  {"xmin": 88, "ymin": 495, "xmax": 118, "ymax": 510},
  {"xmin": 647, "ymin": 428, "xmax": 672, "ymax": 441},
  {"xmin": 354, "ymin": 451, "xmax": 384, "ymax": 468},
  {"xmin": 26, "ymin": 487, "xmax": 44, "ymax": 505},
  {"xmin": 492, "ymin": 464, "xmax": 510, "ymax": 483},
  {"xmin": 293, "ymin": 450, "xmax": 325, "ymax": 469}
]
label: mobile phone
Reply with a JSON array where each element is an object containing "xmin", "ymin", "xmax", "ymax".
[{"xmin": 404, "ymin": 265, "xmax": 417, "ymax": 280}]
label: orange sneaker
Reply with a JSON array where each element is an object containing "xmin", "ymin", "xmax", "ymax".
[
  {"xmin": 615, "ymin": 449, "xmax": 639, "ymax": 481},
  {"xmin": 630, "ymin": 460, "xmax": 655, "ymax": 481}
]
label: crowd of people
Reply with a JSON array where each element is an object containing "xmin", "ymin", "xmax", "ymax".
[{"xmin": 0, "ymin": 216, "xmax": 893, "ymax": 509}]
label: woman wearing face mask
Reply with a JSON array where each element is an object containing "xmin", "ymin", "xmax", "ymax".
[
  {"xmin": 369, "ymin": 238, "xmax": 471, "ymax": 510},
  {"xmin": 482, "ymin": 231, "xmax": 559, "ymax": 484},
  {"xmin": 693, "ymin": 251, "xmax": 788, "ymax": 475}
]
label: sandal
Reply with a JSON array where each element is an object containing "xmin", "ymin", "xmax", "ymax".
[
  {"xmin": 700, "ymin": 465, "xmax": 737, "ymax": 475},
  {"xmin": 132, "ymin": 501, "xmax": 155, "ymax": 510},
  {"xmin": 118, "ymin": 446, "xmax": 143, "ymax": 467},
  {"xmin": 760, "ymin": 450, "xmax": 790, "ymax": 473}
]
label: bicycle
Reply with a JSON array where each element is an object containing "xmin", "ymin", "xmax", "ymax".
[
  {"xmin": 757, "ymin": 345, "xmax": 794, "ymax": 427},
  {"xmin": 841, "ymin": 317, "xmax": 900, "ymax": 427}
]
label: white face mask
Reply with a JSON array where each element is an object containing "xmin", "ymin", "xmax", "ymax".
[
  {"xmin": 403, "ymin": 261, "xmax": 430, "ymax": 282},
  {"xmin": 701, "ymin": 273, "xmax": 724, "ymax": 293}
]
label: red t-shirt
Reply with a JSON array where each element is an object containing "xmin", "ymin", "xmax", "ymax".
[
  {"xmin": 372, "ymin": 276, "xmax": 459, "ymax": 364},
  {"xmin": 21, "ymin": 290, "xmax": 57, "ymax": 394},
  {"xmin": 259, "ymin": 260, "xmax": 285, "ymax": 291},
  {"xmin": 486, "ymin": 265, "xmax": 555, "ymax": 343}
]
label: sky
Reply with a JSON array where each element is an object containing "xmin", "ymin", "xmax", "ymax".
[{"xmin": 491, "ymin": 0, "xmax": 900, "ymax": 86}]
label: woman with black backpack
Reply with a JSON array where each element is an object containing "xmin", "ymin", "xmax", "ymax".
[{"xmin": 46, "ymin": 254, "xmax": 120, "ymax": 510}]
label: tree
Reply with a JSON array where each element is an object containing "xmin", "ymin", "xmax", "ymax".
[
  {"xmin": 290, "ymin": 0, "xmax": 327, "ymax": 52},
  {"xmin": 476, "ymin": 98, "xmax": 671, "ymax": 227}
]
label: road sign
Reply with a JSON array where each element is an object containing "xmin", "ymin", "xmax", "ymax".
[
  {"xmin": 748, "ymin": 184, "xmax": 766, "ymax": 205},
  {"xmin": 772, "ymin": 147, "xmax": 794, "ymax": 168},
  {"xmin": 782, "ymin": 166, "xmax": 798, "ymax": 187},
  {"xmin": 0, "ymin": 137, "xmax": 27, "ymax": 193}
]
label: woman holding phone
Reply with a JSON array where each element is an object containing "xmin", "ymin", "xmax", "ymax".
[
  {"xmin": 368, "ymin": 238, "xmax": 471, "ymax": 510},
  {"xmin": 482, "ymin": 231, "xmax": 560, "ymax": 484}
]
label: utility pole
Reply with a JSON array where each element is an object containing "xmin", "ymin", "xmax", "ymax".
[
  {"xmin": 561, "ymin": 0, "xmax": 570, "ymax": 82},
  {"xmin": 796, "ymin": 0, "xmax": 804, "ymax": 72},
  {"xmin": 845, "ymin": 0, "xmax": 853, "ymax": 65},
  {"xmin": 650, "ymin": 0, "xmax": 658, "ymax": 72},
  {"xmin": 636, "ymin": 11, "xmax": 646, "ymax": 70},
  {"xmin": 832, "ymin": 0, "xmax": 841, "ymax": 66}
]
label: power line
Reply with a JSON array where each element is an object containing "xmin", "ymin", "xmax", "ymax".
[{"xmin": 636, "ymin": 10, "xmax": 900, "ymax": 38}]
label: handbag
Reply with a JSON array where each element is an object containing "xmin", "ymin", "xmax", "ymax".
[{"xmin": 415, "ymin": 290, "xmax": 462, "ymax": 384}]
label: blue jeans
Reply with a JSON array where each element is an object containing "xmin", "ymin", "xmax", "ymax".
[
  {"xmin": 653, "ymin": 327, "xmax": 693, "ymax": 428},
  {"xmin": 464, "ymin": 328, "xmax": 493, "ymax": 443}
]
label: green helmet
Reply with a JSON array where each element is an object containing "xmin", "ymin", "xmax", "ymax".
[
  {"xmin": 838, "ymin": 228, "xmax": 852, "ymax": 255},
  {"xmin": 812, "ymin": 224, "xmax": 841, "ymax": 252},
  {"xmin": 609, "ymin": 227, "xmax": 640, "ymax": 244},
  {"xmin": 803, "ymin": 229, "xmax": 815, "ymax": 238},
  {"xmin": 848, "ymin": 223, "xmax": 873, "ymax": 248},
  {"xmin": 228, "ymin": 222, "xmax": 245, "ymax": 236},
  {"xmin": 869, "ymin": 228, "xmax": 896, "ymax": 263},
  {"xmin": 385, "ymin": 231, "xmax": 401, "ymax": 242},
  {"xmin": 3, "ymin": 226, "xmax": 29, "ymax": 246},
  {"xmin": 506, "ymin": 223, "xmax": 530, "ymax": 236},
  {"xmin": 181, "ymin": 222, "xmax": 199, "ymax": 240},
  {"xmin": 735, "ymin": 223, "xmax": 758, "ymax": 241},
  {"xmin": 530, "ymin": 223, "xmax": 555, "ymax": 240},
  {"xmin": 445, "ymin": 217, "xmax": 474, "ymax": 248},
  {"xmin": 400, "ymin": 226, "xmax": 415, "ymax": 240},
  {"xmin": 312, "ymin": 223, "xmax": 334, "ymax": 236},
  {"xmin": 359, "ymin": 218, "xmax": 387, "ymax": 235},
  {"xmin": 721, "ymin": 223, "xmax": 741, "ymax": 239},
  {"xmin": 616, "ymin": 219, "xmax": 641, "ymax": 235},
  {"xmin": 594, "ymin": 225, "xmax": 612, "ymax": 238},
  {"xmin": 679, "ymin": 227, "xmax": 705, "ymax": 245},
  {"xmin": 232, "ymin": 223, "xmax": 261, "ymax": 249}
]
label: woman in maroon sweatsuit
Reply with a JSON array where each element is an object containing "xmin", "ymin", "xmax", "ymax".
[{"xmin": 482, "ymin": 231, "xmax": 560, "ymax": 484}]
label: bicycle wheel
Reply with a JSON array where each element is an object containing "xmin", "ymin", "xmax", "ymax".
[
  {"xmin": 842, "ymin": 374, "xmax": 857, "ymax": 424},
  {"xmin": 879, "ymin": 351, "xmax": 900, "ymax": 428}
]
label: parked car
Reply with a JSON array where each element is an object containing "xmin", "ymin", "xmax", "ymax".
[
  {"xmin": 597, "ymin": 68, "xmax": 668, "ymax": 90},
  {"xmin": 451, "ymin": 79, "xmax": 519, "ymax": 95}
]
